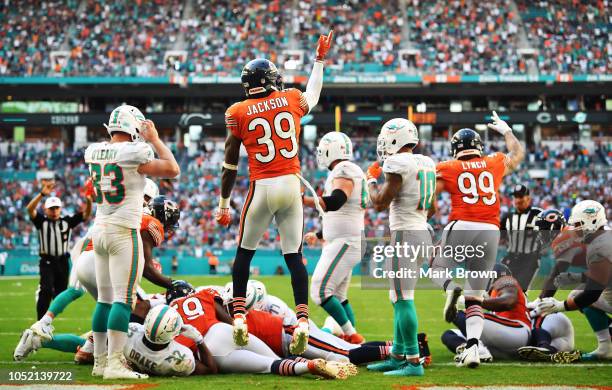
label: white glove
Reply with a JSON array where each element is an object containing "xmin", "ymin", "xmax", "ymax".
[
  {"xmin": 554, "ymin": 272, "xmax": 583, "ymax": 288},
  {"xmin": 534, "ymin": 297, "xmax": 565, "ymax": 316},
  {"xmin": 181, "ymin": 324, "xmax": 204, "ymax": 345},
  {"xmin": 487, "ymin": 111, "xmax": 512, "ymax": 135},
  {"xmin": 526, "ymin": 298, "xmax": 541, "ymax": 310},
  {"xmin": 457, "ymin": 295, "xmax": 466, "ymax": 311}
]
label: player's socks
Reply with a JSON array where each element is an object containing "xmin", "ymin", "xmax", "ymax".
[
  {"xmin": 271, "ymin": 359, "xmax": 307, "ymax": 376},
  {"xmin": 396, "ymin": 299, "xmax": 419, "ymax": 359},
  {"xmin": 40, "ymin": 313, "xmax": 54, "ymax": 326},
  {"xmin": 441, "ymin": 330, "xmax": 467, "ymax": 353},
  {"xmin": 107, "ymin": 302, "xmax": 131, "ymax": 355},
  {"xmin": 92, "ymin": 302, "xmax": 111, "ymax": 357},
  {"xmin": 531, "ymin": 328, "xmax": 557, "ymax": 352},
  {"xmin": 341, "ymin": 300, "xmax": 356, "ymax": 326},
  {"xmin": 583, "ymin": 307, "xmax": 611, "ymax": 357},
  {"xmin": 42, "ymin": 333, "xmax": 85, "ymax": 353},
  {"xmin": 321, "ymin": 296, "xmax": 354, "ymax": 335},
  {"xmin": 348, "ymin": 345, "xmax": 390, "ymax": 365},
  {"xmin": 284, "ymin": 252, "xmax": 309, "ymax": 319},
  {"xmin": 47, "ymin": 287, "xmax": 84, "ymax": 317},
  {"xmin": 232, "ymin": 247, "xmax": 256, "ymax": 316},
  {"xmin": 366, "ymin": 354, "xmax": 405, "ymax": 372},
  {"xmin": 465, "ymin": 299, "xmax": 484, "ymax": 342},
  {"xmin": 390, "ymin": 302, "xmax": 406, "ymax": 357}
]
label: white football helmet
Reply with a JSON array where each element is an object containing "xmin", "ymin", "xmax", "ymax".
[
  {"xmin": 248, "ymin": 280, "xmax": 267, "ymax": 311},
  {"xmin": 568, "ymin": 200, "xmax": 607, "ymax": 237},
  {"xmin": 104, "ymin": 104, "xmax": 146, "ymax": 142},
  {"xmin": 377, "ymin": 118, "xmax": 419, "ymax": 161},
  {"xmin": 316, "ymin": 131, "xmax": 353, "ymax": 169},
  {"xmin": 144, "ymin": 305, "xmax": 183, "ymax": 345},
  {"xmin": 143, "ymin": 178, "xmax": 159, "ymax": 202},
  {"xmin": 223, "ymin": 281, "xmax": 259, "ymax": 311}
]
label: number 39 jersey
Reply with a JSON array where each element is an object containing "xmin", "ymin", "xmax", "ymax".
[
  {"xmin": 85, "ymin": 141, "xmax": 154, "ymax": 229},
  {"xmin": 225, "ymin": 88, "xmax": 309, "ymax": 181},
  {"xmin": 383, "ymin": 153, "xmax": 436, "ymax": 230},
  {"xmin": 436, "ymin": 152, "xmax": 507, "ymax": 227}
]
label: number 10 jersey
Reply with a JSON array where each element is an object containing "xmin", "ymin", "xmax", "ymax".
[
  {"xmin": 436, "ymin": 152, "xmax": 507, "ymax": 227},
  {"xmin": 225, "ymin": 88, "xmax": 309, "ymax": 181},
  {"xmin": 85, "ymin": 141, "xmax": 154, "ymax": 229}
]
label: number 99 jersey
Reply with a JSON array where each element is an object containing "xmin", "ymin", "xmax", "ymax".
[
  {"xmin": 171, "ymin": 289, "xmax": 220, "ymax": 352},
  {"xmin": 436, "ymin": 152, "xmax": 507, "ymax": 227},
  {"xmin": 225, "ymin": 88, "xmax": 309, "ymax": 181},
  {"xmin": 85, "ymin": 141, "xmax": 154, "ymax": 229}
]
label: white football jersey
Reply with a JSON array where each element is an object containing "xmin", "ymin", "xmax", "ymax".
[
  {"xmin": 383, "ymin": 153, "xmax": 436, "ymax": 230},
  {"xmin": 322, "ymin": 161, "xmax": 367, "ymax": 240},
  {"xmin": 261, "ymin": 294, "xmax": 296, "ymax": 323},
  {"xmin": 585, "ymin": 227, "xmax": 612, "ymax": 288},
  {"xmin": 125, "ymin": 323, "xmax": 195, "ymax": 377},
  {"xmin": 84, "ymin": 141, "xmax": 154, "ymax": 229}
]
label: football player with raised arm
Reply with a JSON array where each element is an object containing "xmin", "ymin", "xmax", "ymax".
[{"xmin": 215, "ymin": 31, "xmax": 333, "ymax": 355}]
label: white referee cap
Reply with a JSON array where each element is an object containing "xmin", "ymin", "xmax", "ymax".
[{"xmin": 44, "ymin": 197, "xmax": 62, "ymax": 209}]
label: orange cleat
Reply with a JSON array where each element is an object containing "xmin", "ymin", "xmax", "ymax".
[{"xmin": 343, "ymin": 333, "xmax": 365, "ymax": 344}]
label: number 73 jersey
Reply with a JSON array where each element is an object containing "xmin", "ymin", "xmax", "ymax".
[
  {"xmin": 225, "ymin": 89, "xmax": 308, "ymax": 181},
  {"xmin": 85, "ymin": 141, "xmax": 154, "ymax": 229},
  {"xmin": 436, "ymin": 153, "xmax": 507, "ymax": 227}
]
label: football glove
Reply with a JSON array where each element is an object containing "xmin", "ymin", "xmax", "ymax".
[
  {"xmin": 487, "ymin": 111, "xmax": 512, "ymax": 135},
  {"xmin": 315, "ymin": 30, "xmax": 334, "ymax": 61},
  {"xmin": 553, "ymin": 272, "xmax": 584, "ymax": 288},
  {"xmin": 215, "ymin": 207, "xmax": 231, "ymax": 226},
  {"xmin": 366, "ymin": 162, "xmax": 382, "ymax": 184},
  {"xmin": 181, "ymin": 324, "xmax": 204, "ymax": 345},
  {"xmin": 83, "ymin": 178, "xmax": 95, "ymax": 198},
  {"xmin": 534, "ymin": 297, "xmax": 565, "ymax": 316}
]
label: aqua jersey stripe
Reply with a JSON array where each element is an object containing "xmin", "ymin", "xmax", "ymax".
[
  {"xmin": 319, "ymin": 244, "xmax": 349, "ymax": 301},
  {"xmin": 150, "ymin": 305, "xmax": 169, "ymax": 342},
  {"xmin": 126, "ymin": 229, "xmax": 139, "ymax": 306}
]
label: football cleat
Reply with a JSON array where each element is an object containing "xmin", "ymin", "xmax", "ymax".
[
  {"xmin": 327, "ymin": 361, "xmax": 358, "ymax": 377},
  {"xmin": 478, "ymin": 343, "xmax": 493, "ymax": 363},
  {"xmin": 367, "ymin": 357, "xmax": 405, "ymax": 372},
  {"xmin": 30, "ymin": 321, "xmax": 54, "ymax": 342},
  {"xmin": 103, "ymin": 352, "xmax": 148, "ymax": 379},
  {"xmin": 343, "ymin": 333, "xmax": 365, "ymax": 344},
  {"xmin": 13, "ymin": 329, "xmax": 42, "ymax": 361},
  {"xmin": 75, "ymin": 332, "xmax": 94, "ymax": 365},
  {"xmin": 91, "ymin": 354, "xmax": 107, "ymax": 377},
  {"xmin": 418, "ymin": 333, "xmax": 432, "ymax": 367},
  {"xmin": 518, "ymin": 346, "xmax": 553, "ymax": 362},
  {"xmin": 383, "ymin": 362, "xmax": 424, "ymax": 377},
  {"xmin": 444, "ymin": 286, "xmax": 463, "ymax": 323},
  {"xmin": 579, "ymin": 349, "xmax": 612, "ymax": 361},
  {"xmin": 551, "ymin": 350, "xmax": 582, "ymax": 364},
  {"xmin": 289, "ymin": 318, "xmax": 309, "ymax": 355},
  {"xmin": 307, "ymin": 358, "xmax": 347, "ymax": 380},
  {"xmin": 456, "ymin": 343, "xmax": 479, "ymax": 368},
  {"xmin": 232, "ymin": 314, "xmax": 249, "ymax": 347}
]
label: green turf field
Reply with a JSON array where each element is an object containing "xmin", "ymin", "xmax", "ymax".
[{"xmin": 0, "ymin": 276, "xmax": 610, "ymax": 389}]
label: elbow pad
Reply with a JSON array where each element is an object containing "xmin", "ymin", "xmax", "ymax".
[
  {"xmin": 574, "ymin": 277, "xmax": 605, "ymax": 309},
  {"xmin": 321, "ymin": 189, "xmax": 348, "ymax": 212}
]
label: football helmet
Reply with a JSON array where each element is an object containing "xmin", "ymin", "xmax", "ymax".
[
  {"xmin": 144, "ymin": 305, "xmax": 183, "ymax": 345},
  {"xmin": 568, "ymin": 200, "xmax": 607, "ymax": 237},
  {"xmin": 165, "ymin": 280, "xmax": 195, "ymax": 305},
  {"xmin": 377, "ymin": 118, "xmax": 418, "ymax": 162},
  {"xmin": 149, "ymin": 195, "xmax": 180, "ymax": 231},
  {"xmin": 224, "ymin": 281, "xmax": 259, "ymax": 311},
  {"xmin": 535, "ymin": 209, "xmax": 566, "ymax": 231},
  {"xmin": 104, "ymin": 105, "xmax": 145, "ymax": 142},
  {"xmin": 241, "ymin": 59, "xmax": 279, "ymax": 98},
  {"xmin": 487, "ymin": 263, "xmax": 512, "ymax": 291},
  {"xmin": 248, "ymin": 280, "xmax": 267, "ymax": 311},
  {"xmin": 451, "ymin": 128, "xmax": 483, "ymax": 159},
  {"xmin": 316, "ymin": 131, "xmax": 353, "ymax": 169},
  {"xmin": 143, "ymin": 179, "xmax": 159, "ymax": 202}
]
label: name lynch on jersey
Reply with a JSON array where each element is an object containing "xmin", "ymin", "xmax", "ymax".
[
  {"xmin": 246, "ymin": 96, "xmax": 289, "ymax": 116},
  {"xmin": 460, "ymin": 160, "xmax": 487, "ymax": 170}
]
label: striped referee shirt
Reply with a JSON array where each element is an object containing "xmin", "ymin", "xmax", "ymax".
[
  {"xmin": 501, "ymin": 206, "xmax": 543, "ymax": 255},
  {"xmin": 31, "ymin": 212, "xmax": 84, "ymax": 257}
]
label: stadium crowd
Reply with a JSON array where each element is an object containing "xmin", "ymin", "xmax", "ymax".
[
  {"xmin": 0, "ymin": 139, "xmax": 610, "ymax": 256},
  {"xmin": 0, "ymin": 0, "xmax": 609, "ymax": 76}
]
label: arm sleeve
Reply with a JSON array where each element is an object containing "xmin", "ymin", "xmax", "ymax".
[
  {"xmin": 67, "ymin": 213, "xmax": 84, "ymax": 228},
  {"xmin": 146, "ymin": 219, "xmax": 165, "ymax": 247},
  {"xmin": 117, "ymin": 143, "xmax": 155, "ymax": 167},
  {"xmin": 301, "ymin": 61, "xmax": 324, "ymax": 114},
  {"xmin": 225, "ymin": 105, "xmax": 241, "ymax": 139}
]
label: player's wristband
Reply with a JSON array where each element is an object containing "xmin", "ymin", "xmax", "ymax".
[
  {"xmin": 222, "ymin": 162, "xmax": 238, "ymax": 170},
  {"xmin": 219, "ymin": 197, "xmax": 231, "ymax": 208}
]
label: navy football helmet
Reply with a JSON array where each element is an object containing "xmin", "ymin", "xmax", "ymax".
[
  {"xmin": 450, "ymin": 128, "xmax": 483, "ymax": 159},
  {"xmin": 149, "ymin": 195, "xmax": 180, "ymax": 231},
  {"xmin": 241, "ymin": 59, "xmax": 280, "ymax": 98},
  {"xmin": 166, "ymin": 280, "xmax": 195, "ymax": 304}
]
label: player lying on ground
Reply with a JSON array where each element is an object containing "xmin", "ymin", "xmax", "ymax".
[
  {"xmin": 15, "ymin": 195, "xmax": 181, "ymax": 363},
  {"xmin": 216, "ymin": 30, "xmax": 333, "ymax": 355},
  {"xmin": 303, "ymin": 131, "xmax": 367, "ymax": 344},
  {"xmin": 431, "ymin": 111, "xmax": 525, "ymax": 368},
  {"xmin": 164, "ymin": 282, "xmax": 352, "ymax": 379},
  {"xmin": 442, "ymin": 264, "xmax": 529, "ymax": 361},
  {"xmin": 531, "ymin": 200, "xmax": 612, "ymax": 361},
  {"xmin": 366, "ymin": 118, "xmax": 435, "ymax": 377}
]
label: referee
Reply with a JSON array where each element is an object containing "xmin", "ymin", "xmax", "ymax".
[
  {"xmin": 26, "ymin": 180, "xmax": 92, "ymax": 319},
  {"xmin": 500, "ymin": 184, "xmax": 542, "ymax": 291}
]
